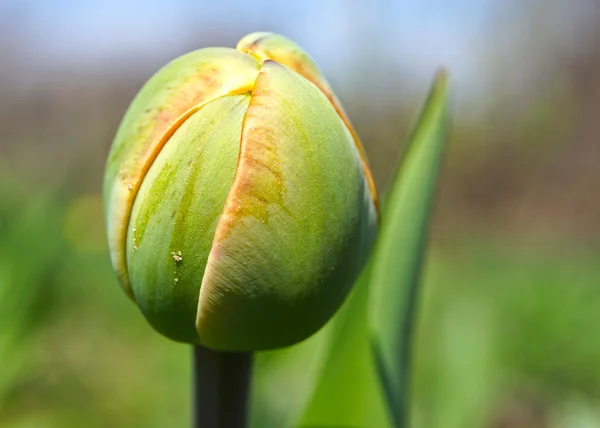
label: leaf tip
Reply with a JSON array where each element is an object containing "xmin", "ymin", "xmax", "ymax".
[{"xmin": 432, "ymin": 67, "xmax": 451, "ymax": 98}]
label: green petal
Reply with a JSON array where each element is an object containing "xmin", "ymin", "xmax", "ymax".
[
  {"xmin": 126, "ymin": 94, "xmax": 250, "ymax": 343},
  {"xmin": 197, "ymin": 60, "xmax": 377, "ymax": 351},
  {"xmin": 237, "ymin": 32, "xmax": 379, "ymax": 213},
  {"xmin": 103, "ymin": 48, "xmax": 259, "ymax": 298}
]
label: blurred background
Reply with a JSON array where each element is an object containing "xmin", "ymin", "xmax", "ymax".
[{"xmin": 1, "ymin": 0, "xmax": 599, "ymax": 427}]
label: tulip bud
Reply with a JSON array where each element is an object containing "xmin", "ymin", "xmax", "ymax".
[{"xmin": 103, "ymin": 32, "xmax": 379, "ymax": 351}]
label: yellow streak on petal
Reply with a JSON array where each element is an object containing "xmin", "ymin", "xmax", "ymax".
[
  {"xmin": 196, "ymin": 64, "xmax": 285, "ymax": 340},
  {"xmin": 236, "ymin": 32, "xmax": 379, "ymax": 215}
]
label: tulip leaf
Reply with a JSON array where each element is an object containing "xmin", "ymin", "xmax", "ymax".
[{"xmin": 369, "ymin": 70, "xmax": 450, "ymax": 427}]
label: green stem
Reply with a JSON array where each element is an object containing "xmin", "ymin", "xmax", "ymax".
[{"xmin": 192, "ymin": 345, "xmax": 253, "ymax": 428}]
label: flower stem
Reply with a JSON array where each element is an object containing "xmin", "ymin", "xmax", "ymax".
[{"xmin": 192, "ymin": 345, "xmax": 253, "ymax": 428}]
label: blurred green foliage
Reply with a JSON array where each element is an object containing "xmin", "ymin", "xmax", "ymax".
[{"xmin": 1, "ymin": 158, "xmax": 600, "ymax": 427}]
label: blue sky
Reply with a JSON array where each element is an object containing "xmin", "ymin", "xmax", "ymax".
[
  {"xmin": 3, "ymin": 1, "xmax": 503, "ymax": 74},
  {"xmin": 2, "ymin": 0, "xmax": 596, "ymax": 106}
]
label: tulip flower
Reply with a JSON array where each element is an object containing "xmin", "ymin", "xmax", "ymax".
[{"xmin": 103, "ymin": 32, "xmax": 379, "ymax": 351}]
